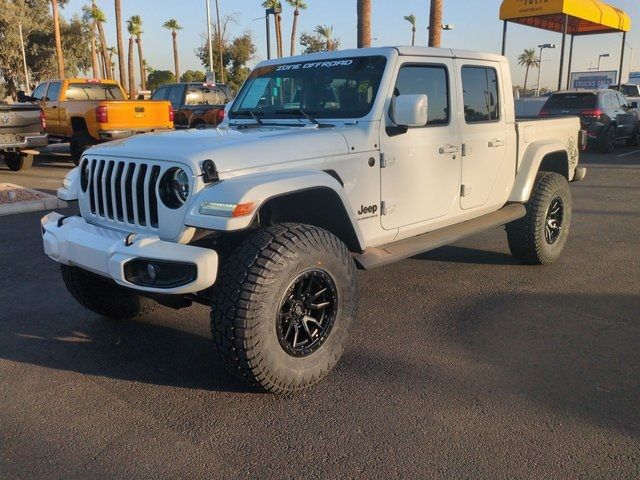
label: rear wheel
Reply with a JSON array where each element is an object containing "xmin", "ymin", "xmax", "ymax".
[
  {"xmin": 599, "ymin": 126, "xmax": 616, "ymax": 153},
  {"xmin": 210, "ymin": 223, "xmax": 358, "ymax": 393},
  {"xmin": 70, "ymin": 131, "xmax": 94, "ymax": 166},
  {"xmin": 61, "ymin": 265, "xmax": 158, "ymax": 320},
  {"xmin": 626, "ymin": 126, "xmax": 640, "ymax": 147},
  {"xmin": 2, "ymin": 152, "xmax": 33, "ymax": 171},
  {"xmin": 506, "ymin": 172, "xmax": 572, "ymax": 265}
]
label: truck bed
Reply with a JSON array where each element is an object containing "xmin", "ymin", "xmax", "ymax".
[{"xmin": 0, "ymin": 103, "xmax": 42, "ymax": 137}]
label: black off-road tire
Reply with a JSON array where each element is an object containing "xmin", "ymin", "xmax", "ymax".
[
  {"xmin": 599, "ymin": 126, "xmax": 616, "ymax": 153},
  {"xmin": 70, "ymin": 131, "xmax": 94, "ymax": 166},
  {"xmin": 61, "ymin": 265, "xmax": 158, "ymax": 320},
  {"xmin": 210, "ymin": 223, "xmax": 358, "ymax": 394},
  {"xmin": 3, "ymin": 152, "xmax": 33, "ymax": 171},
  {"xmin": 626, "ymin": 126, "xmax": 640, "ymax": 147},
  {"xmin": 506, "ymin": 172, "xmax": 572, "ymax": 265}
]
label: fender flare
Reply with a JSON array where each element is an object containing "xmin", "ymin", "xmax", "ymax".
[
  {"xmin": 509, "ymin": 141, "xmax": 569, "ymax": 203},
  {"xmin": 184, "ymin": 169, "xmax": 366, "ymax": 250}
]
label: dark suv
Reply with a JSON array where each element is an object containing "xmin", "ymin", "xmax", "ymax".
[
  {"xmin": 151, "ymin": 83, "xmax": 232, "ymax": 129},
  {"xmin": 539, "ymin": 90, "xmax": 639, "ymax": 153}
]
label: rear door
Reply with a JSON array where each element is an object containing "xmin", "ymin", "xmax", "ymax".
[
  {"xmin": 379, "ymin": 58, "xmax": 462, "ymax": 229},
  {"xmin": 613, "ymin": 93, "xmax": 635, "ymax": 137},
  {"xmin": 456, "ymin": 62, "xmax": 508, "ymax": 210}
]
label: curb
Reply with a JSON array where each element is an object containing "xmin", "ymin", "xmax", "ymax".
[{"xmin": 0, "ymin": 191, "xmax": 68, "ymax": 217}]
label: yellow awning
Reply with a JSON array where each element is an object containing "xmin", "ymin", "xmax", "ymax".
[{"xmin": 500, "ymin": 0, "xmax": 631, "ymax": 35}]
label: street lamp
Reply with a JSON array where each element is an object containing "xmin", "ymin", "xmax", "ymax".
[
  {"xmin": 264, "ymin": 6, "xmax": 282, "ymax": 60},
  {"xmin": 597, "ymin": 53, "xmax": 610, "ymax": 71},
  {"xmin": 536, "ymin": 43, "xmax": 556, "ymax": 97}
]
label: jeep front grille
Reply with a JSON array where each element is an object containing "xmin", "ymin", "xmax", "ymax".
[{"xmin": 85, "ymin": 158, "xmax": 162, "ymax": 230}]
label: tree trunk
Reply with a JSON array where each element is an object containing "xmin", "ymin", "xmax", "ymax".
[
  {"xmin": 115, "ymin": 0, "xmax": 127, "ymax": 91},
  {"xmin": 275, "ymin": 13, "xmax": 283, "ymax": 58},
  {"xmin": 136, "ymin": 34, "xmax": 146, "ymax": 90},
  {"xmin": 172, "ymin": 31, "xmax": 180, "ymax": 82},
  {"xmin": 51, "ymin": 0, "xmax": 65, "ymax": 78},
  {"xmin": 428, "ymin": 0, "xmax": 443, "ymax": 48},
  {"xmin": 357, "ymin": 0, "xmax": 371, "ymax": 48},
  {"xmin": 90, "ymin": 24, "xmax": 100, "ymax": 78},
  {"xmin": 523, "ymin": 65, "xmax": 530, "ymax": 95},
  {"xmin": 96, "ymin": 21, "xmax": 112, "ymax": 79},
  {"xmin": 290, "ymin": 9, "xmax": 299, "ymax": 56},
  {"xmin": 128, "ymin": 37, "xmax": 135, "ymax": 99},
  {"xmin": 412, "ymin": 27, "xmax": 416, "ymax": 46}
]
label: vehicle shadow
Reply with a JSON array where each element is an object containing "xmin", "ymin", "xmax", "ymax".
[{"xmin": 412, "ymin": 245, "xmax": 520, "ymax": 266}]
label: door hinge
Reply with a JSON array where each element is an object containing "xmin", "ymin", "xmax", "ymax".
[
  {"xmin": 460, "ymin": 184, "xmax": 470, "ymax": 197},
  {"xmin": 381, "ymin": 201, "xmax": 396, "ymax": 215},
  {"xmin": 380, "ymin": 152, "xmax": 387, "ymax": 168},
  {"xmin": 462, "ymin": 143, "xmax": 471, "ymax": 157}
]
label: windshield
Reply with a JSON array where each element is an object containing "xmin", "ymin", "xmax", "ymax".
[
  {"xmin": 65, "ymin": 83, "xmax": 125, "ymax": 101},
  {"xmin": 544, "ymin": 93, "xmax": 596, "ymax": 110},
  {"xmin": 230, "ymin": 56, "xmax": 387, "ymax": 119},
  {"xmin": 621, "ymin": 85, "xmax": 640, "ymax": 97}
]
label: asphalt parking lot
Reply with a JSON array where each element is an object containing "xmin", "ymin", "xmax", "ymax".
[{"xmin": 1, "ymin": 147, "xmax": 639, "ymax": 479}]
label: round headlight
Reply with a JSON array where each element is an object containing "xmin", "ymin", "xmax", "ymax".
[
  {"xmin": 159, "ymin": 167, "xmax": 190, "ymax": 209},
  {"xmin": 80, "ymin": 160, "xmax": 90, "ymax": 192}
]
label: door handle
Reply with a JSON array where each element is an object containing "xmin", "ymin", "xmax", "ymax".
[
  {"xmin": 439, "ymin": 145, "xmax": 460, "ymax": 154},
  {"xmin": 488, "ymin": 139, "xmax": 505, "ymax": 148},
  {"xmin": 52, "ymin": 105, "xmax": 58, "ymax": 109}
]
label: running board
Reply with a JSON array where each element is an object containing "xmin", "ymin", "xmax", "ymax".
[{"xmin": 354, "ymin": 203, "xmax": 526, "ymax": 270}]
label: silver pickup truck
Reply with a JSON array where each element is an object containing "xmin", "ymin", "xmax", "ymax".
[{"xmin": 0, "ymin": 103, "xmax": 48, "ymax": 171}]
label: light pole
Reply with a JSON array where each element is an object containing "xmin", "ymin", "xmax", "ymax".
[
  {"xmin": 205, "ymin": 0, "xmax": 214, "ymax": 78},
  {"xmin": 597, "ymin": 53, "xmax": 610, "ymax": 71},
  {"xmin": 18, "ymin": 22, "xmax": 30, "ymax": 92},
  {"xmin": 264, "ymin": 6, "xmax": 281, "ymax": 60},
  {"xmin": 536, "ymin": 43, "xmax": 555, "ymax": 97}
]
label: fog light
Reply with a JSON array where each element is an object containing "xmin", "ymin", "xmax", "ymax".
[{"xmin": 123, "ymin": 259, "xmax": 197, "ymax": 288}]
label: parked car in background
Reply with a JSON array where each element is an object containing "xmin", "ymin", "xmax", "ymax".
[
  {"xmin": 611, "ymin": 83, "xmax": 640, "ymax": 100},
  {"xmin": 18, "ymin": 78, "xmax": 174, "ymax": 164},
  {"xmin": 0, "ymin": 102, "xmax": 48, "ymax": 171},
  {"xmin": 151, "ymin": 82, "xmax": 232, "ymax": 128},
  {"xmin": 539, "ymin": 90, "xmax": 639, "ymax": 152}
]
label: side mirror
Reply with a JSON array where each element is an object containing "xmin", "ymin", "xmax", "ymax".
[
  {"xmin": 393, "ymin": 94, "xmax": 429, "ymax": 127},
  {"xmin": 631, "ymin": 101, "xmax": 639, "ymax": 109},
  {"xmin": 17, "ymin": 91, "xmax": 29, "ymax": 103}
]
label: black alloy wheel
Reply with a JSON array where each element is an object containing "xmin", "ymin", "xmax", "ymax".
[{"xmin": 544, "ymin": 196, "xmax": 564, "ymax": 245}]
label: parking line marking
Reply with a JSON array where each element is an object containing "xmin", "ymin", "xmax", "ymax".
[{"xmin": 617, "ymin": 150, "xmax": 640, "ymax": 158}]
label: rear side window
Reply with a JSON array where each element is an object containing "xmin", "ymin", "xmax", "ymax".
[
  {"xmin": 31, "ymin": 83, "xmax": 48, "ymax": 101},
  {"xmin": 166, "ymin": 85, "xmax": 185, "ymax": 107},
  {"xmin": 545, "ymin": 93, "xmax": 596, "ymax": 110},
  {"xmin": 151, "ymin": 86, "xmax": 168, "ymax": 100},
  {"xmin": 184, "ymin": 86, "xmax": 229, "ymax": 106},
  {"xmin": 65, "ymin": 83, "xmax": 125, "ymax": 100},
  {"xmin": 393, "ymin": 65, "xmax": 449, "ymax": 126},
  {"xmin": 461, "ymin": 66, "xmax": 500, "ymax": 123}
]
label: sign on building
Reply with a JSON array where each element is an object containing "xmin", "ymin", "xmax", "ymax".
[
  {"xmin": 629, "ymin": 72, "xmax": 640, "ymax": 86},
  {"xmin": 569, "ymin": 71, "xmax": 618, "ymax": 90}
]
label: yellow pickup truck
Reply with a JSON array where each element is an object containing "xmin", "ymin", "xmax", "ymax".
[{"xmin": 19, "ymin": 79, "xmax": 174, "ymax": 163}]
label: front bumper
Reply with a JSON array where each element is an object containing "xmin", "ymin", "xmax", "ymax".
[
  {"xmin": 0, "ymin": 133, "xmax": 48, "ymax": 150},
  {"xmin": 98, "ymin": 128, "xmax": 173, "ymax": 140},
  {"xmin": 41, "ymin": 212, "xmax": 218, "ymax": 295}
]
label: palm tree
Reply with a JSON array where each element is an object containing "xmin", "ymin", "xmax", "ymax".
[
  {"xmin": 404, "ymin": 14, "xmax": 417, "ymax": 46},
  {"xmin": 356, "ymin": 0, "xmax": 371, "ymax": 48},
  {"xmin": 163, "ymin": 19, "xmax": 182, "ymax": 83},
  {"xmin": 83, "ymin": 2, "xmax": 107, "ymax": 78},
  {"xmin": 129, "ymin": 15, "xmax": 146, "ymax": 90},
  {"xmin": 115, "ymin": 0, "xmax": 127, "ymax": 91},
  {"xmin": 315, "ymin": 25, "xmax": 334, "ymax": 51},
  {"xmin": 87, "ymin": 1, "xmax": 112, "ymax": 79},
  {"xmin": 50, "ymin": 0, "xmax": 65, "ymax": 78},
  {"xmin": 126, "ymin": 17, "xmax": 139, "ymax": 99},
  {"xmin": 517, "ymin": 48, "xmax": 540, "ymax": 95},
  {"xmin": 286, "ymin": 0, "xmax": 307, "ymax": 56},
  {"xmin": 428, "ymin": 0, "xmax": 443, "ymax": 47},
  {"xmin": 263, "ymin": 0, "xmax": 283, "ymax": 58}
]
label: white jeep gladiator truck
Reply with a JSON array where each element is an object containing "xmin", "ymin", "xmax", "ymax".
[{"xmin": 42, "ymin": 47, "xmax": 586, "ymax": 393}]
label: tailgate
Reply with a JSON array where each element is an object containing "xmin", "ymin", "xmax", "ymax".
[
  {"xmin": 101, "ymin": 100, "xmax": 173, "ymax": 130},
  {"xmin": 0, "ymin": 105, "xmax": 42, "ymax": 139}
]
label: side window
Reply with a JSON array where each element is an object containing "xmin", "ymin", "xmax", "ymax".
[
  {"xmin": 46, "ymin": 81, "xmax": 62, "ymax": 101},
  {"xmin": 31, "ymin": 83, "xmax": 48, "ymax": 101},
  {"xmin": 618, "ymin": 93, "xmax": 629, "ymax": 108},
  {"xmin": 603, "ymin": 94, "xmax": 613, "ymax": 109},
  {"xmin": 166, "ymin": 86, "xmax": 184, "ymax": 108},
  {"xmin": 151, "ymin": 86, "xmax": 168, "ymax": 100},
  {"xmin": 461, "ymin": 66, "xmax": 500, "ymax": 123},
  {"xmin": 393, "ymin": 65, "xmax": 449, "ymax": 126}
]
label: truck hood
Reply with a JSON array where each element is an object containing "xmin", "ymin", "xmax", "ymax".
[{"xmin": 89, "ymin": 125, "xmax": 350, "ymax": 174}]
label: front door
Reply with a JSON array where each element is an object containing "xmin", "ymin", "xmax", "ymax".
[
  {"xmin": 457, "ymin": 62, "xmax": 508, "ymax": 210},
  {"xmin": 380, "ymin": 59, "xmax": 461, "ymax": 230},
  {"xmin": 42, "ymin": 81, "xmax": 62, "ymax": 134}
]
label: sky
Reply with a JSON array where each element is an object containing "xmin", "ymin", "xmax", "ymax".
[{"xmin": 59, "ymin": 0, "xmax": 640, "ymax": 90}]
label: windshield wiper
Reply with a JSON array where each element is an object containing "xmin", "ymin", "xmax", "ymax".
[
  {"xmin": 232, "ymin": 110, "xmax": 264, "ymax": 125},
  {"xmin": 275, "ymin": 108, "xmax": 320, "ymax": 126}
]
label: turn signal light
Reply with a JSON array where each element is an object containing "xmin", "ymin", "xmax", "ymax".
[
  {"xmin": 581, "ymin": 109, "xmax": 603, "ymax": 119},
  {"xmin": 39, "ymin": 110, "xmax": 46, "ymax": 130},
  {"xmin": 216, "ymin": 108, "xmax": 225, "ymax": 124},
  {"xmin": 169, "ymin": 105, "xmax": 174, "ymax": 122}
]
